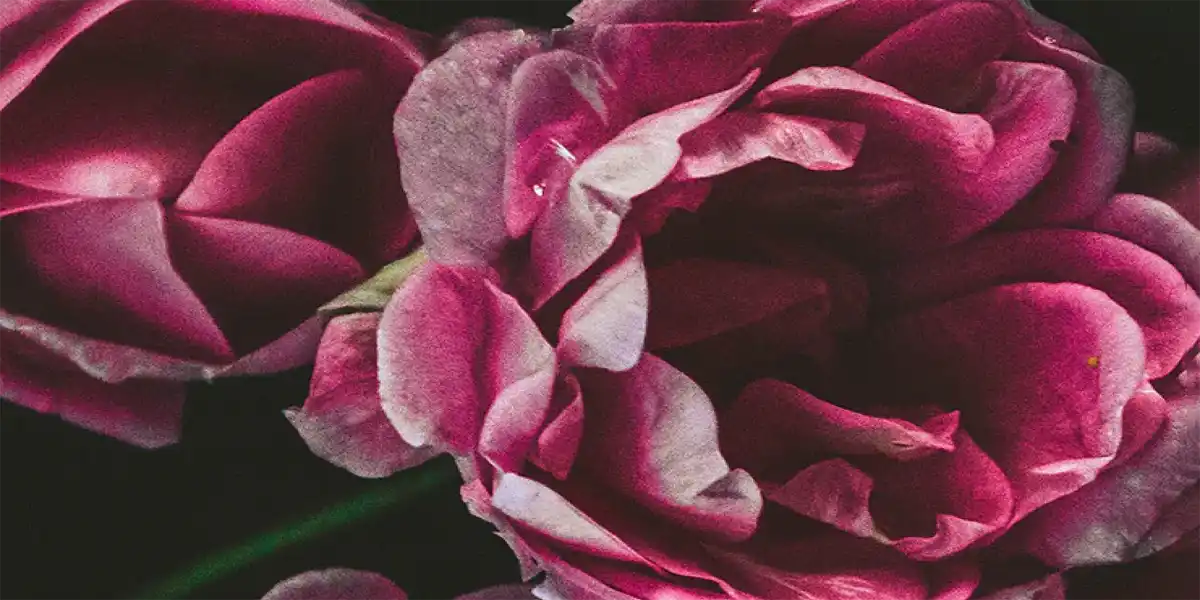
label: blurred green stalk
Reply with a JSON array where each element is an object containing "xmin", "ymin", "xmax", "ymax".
[{"xmin": 131, "ymin": 460, "xmax": 457, "ymax": 600}]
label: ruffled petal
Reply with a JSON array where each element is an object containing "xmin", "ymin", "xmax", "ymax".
[
  {"xmin": 568, "ymin": 0, "xmax": 751, "ymax": 24},
  {"xmin": 870, "ymin": 283, "xmax": 1146, "ymax": 523},
  {"xmin": 1118, "ymin": 133, "xmax": 1199, "ymax": 227},
  {"xmin": 975, "ymin": 574, "xmax": 1064, "ymax": 600},
  {"xmin": 530, "ymin": 374, "xmax": 586, "ymax": 481},
  {"xmin": 576, "ymin": 354, "xmax": 763, "ymax": 541},
  {"xmin": 679, "ymin": 111, "xmax": 864, "ymax": 178},
  {"xmin": 378, "ymin": 263, "xmax": 554, "ymax": 453},
  {"xmin": 285, "ymin": 313, "xmax": 436, "ymax": 478},
  {"xmin": 1087, "ymin": 194, "xmax": 1200, "ymax": 293},
  {"xmin": 874, "ymin": 229, "xmax": 1200, "ymax": 379},
  {"xmin": 558, "ymin": 235, "xmax": 648, "ymax": 372}
]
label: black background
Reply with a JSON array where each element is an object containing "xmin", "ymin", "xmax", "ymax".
[{"xmin": 2, "ymin": 1, "xmax": 1197, "ymax": 599}]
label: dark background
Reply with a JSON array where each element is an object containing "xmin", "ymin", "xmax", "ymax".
[{"xmin": 2, "ymin": 1, "xmax": 1197, "ymax": 599}]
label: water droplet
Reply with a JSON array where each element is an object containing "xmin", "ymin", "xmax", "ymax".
[
  {"xmin": 532, "ymin": 183, "xmax": 546, "ymax": 197},
  {"xmin": 1043, "ymin": 36, "xmax": 1058, "ymax": 45},
  {"xmin": 550, "ymin": 139, "xmax": 577, "ymax": 164}
]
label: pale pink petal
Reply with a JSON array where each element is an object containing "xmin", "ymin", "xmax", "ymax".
[
  {"xmin": 1015, "ymin": 391, "xmax": 1199, "ymax": 566},
  {"xmin": 394, "ymin": 30, "xmax": 545, "ymax": 266},
  {"xmin": 679, "ymin": 111, "xmax": 864, "ymax": 178},
  {"xmin": 529, "ymin": 70, "xmax": 759, "ymax": 306},
  {"xmin": 286, "ymin": 313, "xmax": 436, "ymax": 478},
  {"xmin": 871, "ymin": 283, "xmax": 1146, "ymax": 523},
  {"xmin": 166, "ymin": 213, "xmax": 365, "ymax": 356},
  {"xmin": 262, "ymin": 568, "xmax": 406, "ymax": 600},
  {"xmin": 568, "ymin": 0, "xmax": 750, "ymax": 24},
  {"xmin": 0, "ymin": 179, "xmax": 92, "ymax": 218},
  {"xmin": 377, "ymin": 263, "xmax": 554, "ymax": 453},
  {"xmin": 530, "ymin": 374, "xmax": 586, "ymax": 481},
  {"xmin": 558, "ymin": 235, "xmax": 647, "ymax": 372},
  {"xmin": 2, "ymin": 198, "xmax": 231, "ymax": 362},
  {"xmin": 478, "ymin": 367, "xmax": 558, "ymax": 474},
  {"xmin": 874, "ymin": 229, "xmax": 1200, "ymax": 380},
  {"xmin": 577, "ymin": 354, "xmax": 763, "ymax": 541}
]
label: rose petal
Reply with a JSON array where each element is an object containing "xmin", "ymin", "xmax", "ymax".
[
  {"xmin": 378, "ymin": 263, "xmax": 554, "ymax": 452},
  {"xmin": 558, "ymin": 235, "xmax": 647, "ymax": 372},
  {"xmin": 1118, "ymin": 133, "xmax": 1200, "ymax": 227},
  {"xmin": 530, "ymin": 374, "xmax": 586, "ymax": 481},
  {"xmin": 285, "ymin": 313, "xmax": 436, "ymax": 478},
  {"xmin": 871, "ymin": 282, "xmax": 1147, "ymax": 522},
  {"xmin": 478, "ymin": 367, "xmax": 557, "ymax": 474},
  {"xmin": 174, "ymin": 69, "xmax": 412, "ymax": 268},
  {"xmin": 456, "ymin": 584, "xmax": 539, "ymax": 600},
  {"xmin": 504, "ymin": 50, "xmax": 617, "ymax": 238},
  {"xmin": 166, "ymin": 213, "xmax": 365, "ymax": 355},
  {"xmin": 975, "ymin": 574, "xmax": 1065, "ymax": 600},
  {"xmin": 1001, "ymin": 29, "xmax": 1135, "ymax": 226},
  {"xmin": 679, "ymin": 111, "xmax": 865, "ymax": 178},
  {"xmin": 721, "ymin": 379, "xmax": 959, "ymax": 478},
  {"xmin": 3, "ymin": 1, "xmax": 403, "ymax": 199},
  {"xmin": 646, "ymin": 259, "xmax": 830, "ymax": 350},
  {"xmin": 1015, "ymin": 391, "xmax": 1199, "ymax": 566},
  {"xmin": 262, "ymin": 568, "xmax": 407, "ymax": 600},
  {"xmin": 529, "ymin": 69, "xmax": 759, "ymax": 307},
  {"xmin": 851, "ymin": 2, "xmax": 1017, "ymax": 107},
  {"xmin": 394, "ymin": 30, "xmax": 545, "ymax": 266},
  {"xmin": 577, "ymin": 354, "xmax": 763, "ymax": 541},
  {"xmin": 1, "ymin": 198, "xmax": 231, "ymax": 361},
  {"xmin": 1, "ymin": 331, "xmax": 184, "ymax": 448},
  {"xmin": 0, "ymin": 178, "xmax": 92, "ymax": 218},
  {"xmin": 1087, "ymin": 194, "xmax": 1200, "ymax": 294},
  {"xmin": 591, "ymin": 20, "xmax": 785, "ymax": 116},
  {"xmin": 568, "ymin": 0, "xmax": 750, "ymax": 24},
  {"xmin": 874, "ymin": 229, "xmax": 1200, "ymax": 380}
]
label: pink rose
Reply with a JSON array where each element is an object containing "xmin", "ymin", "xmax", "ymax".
[
  {"xmin": 262, "ymin": 568, "xmax": 536, "ymax": 600},
  {"xmin": 0, "ymin": 0, "xmax": 426, "ymax": 447},
  {"xmin": 373, "ymin": 0, "xmax": 1200, "ymax": 598}
]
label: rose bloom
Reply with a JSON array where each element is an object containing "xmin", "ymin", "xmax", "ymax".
[
  {"xmin": 0, "ymin": 0, "xmax": 425, "ymax": 447},
  {"xmin": 317, "ymin": 0, "xmax": 1200, "ymax": 598},
  {"xmin": 262, "ymin": 568, "xmax": 536, "ymax": 600}
]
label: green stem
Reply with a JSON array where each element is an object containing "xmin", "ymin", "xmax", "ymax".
[{"xmin": 130, "ymin": 460, "xmax": 457, "ymax": 600}]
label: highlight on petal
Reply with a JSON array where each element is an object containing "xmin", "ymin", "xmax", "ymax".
[
  {"xmin": 529, "ymin": 69, "xmax": 759, "ymax": 306},
  {"xmin": 394, "ymin": 30, "xmax": 545, "ymax": 266},
  {"xmin": 1087, "ymin": 193, "xmax": 1200, "ymax": 293},
  {"xmin": 558, "ymin": 235, "xmax": 648, "ymax": 372},
  {"xmin": 378, "ymin": 262, "xmax": 554, "ymax": 453},
  {"xmin": 1014, "ymin": 392, "xmax": 1199, "ymax": 567},
  {"xmin": 576, "ymin": 354, "xmax": 763, "ymax": 541},
  {"xmin": 679, "ymin": 111, "xmax": 864, "ymax": 178},
  {"xmin": 262, "ymin": 568, "xmax": 407, "ymax": 600},
  {"xmin": 975, "ymin": 573, "xmax": 1064, "ymax": 600},
  {"xmin": 286, "ymin": 313, "xmax": 436, "ymax": 478},
  {"xmin": 568, "ymin": 0, "xmax": 750, "ymax": 25},
  {"xmin": 870, "ymin": 282, "xmax": 1147, "ymax": 523}
]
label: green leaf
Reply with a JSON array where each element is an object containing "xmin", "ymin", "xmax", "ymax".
[{"xmin": 320, "ymin": 248, "xmax": 429, "ymax": 317}]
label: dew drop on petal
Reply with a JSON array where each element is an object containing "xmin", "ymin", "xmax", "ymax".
[{"xmin": 533, "ymin": 183, "xmax": 546, "ymax": 197}]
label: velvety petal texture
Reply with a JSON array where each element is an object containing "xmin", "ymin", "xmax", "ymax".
[
  {"xmin": 1, "ymin": 0, "xmax": 425, "ymax": 445},
  {"xmin": 262, "ymin": 0, "xmax": 1200, "ymax": 598}
]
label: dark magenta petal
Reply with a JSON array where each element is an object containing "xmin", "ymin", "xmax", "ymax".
[
  {"xmin": 577, "ymin": 354, "xmax": 763, "ymax": 542},
  {"xmin": 591, "ymin": 20, "xmax": 784, "ymax": 116},
  {"xmin": 1118, "ymin": 133, "xmax": 1200, "ymax": 227},
  {"xmin": 262, "ymin": 568, "xmax": 407, "ymax": 600},
  {"xmin": 166, "ymin": 213, "xmax": 365, "ymax": 356},
  {"xmin": 1, "ymin": 331, "xmax": 184, "ymax": 448},
  {"xmin": 646, "ymin": 259, "xmax": 830, "ymax": 350},
  {"xmin": 559, "ymin": 235, "xmax": 648, "ymax": 372},
  {"xmin": 286, "ymin": 313, "xmax": 437, "ymax": 479},
  {"xmin": 721, "ymin": 379, "xmax": 958, "ymax": 477},
  {"xmin": 394, "ymin": 30, "xmax": 545, "ymax": 266},
  {"xmin": 852, "ymin": 2, "xmax": 1017, "ymax": 107},
  {"xmin": 568, "ymin": 0, "xmax": 750, "ymax": 25},
  {"xmin": 2, "ymin": 198, "xmax": 231, "ymax": 361},
  {"xmin": 3, "ymin": 1, "xmax": 409, "ymax": 200},
  {"xmin": 679, "ymin": 111, "xmax": 864, "ymax": 178},
  {"xmin": 1000, "ymin": 29, "xmax": 1134, "ymax": 226},
  {"xmin": 174, "ymin": 69, "xmax": 412, "ymax": 268},
  {"xmin": 871, "ymin": 283, "xmax": 1146, "ymax": 523},
  {"xmin": 0, "ymin": 178, "xmax": 98, "ymax": 218},
  {"xmin": 504, "ymin": 50, "xmax": 617, "ymax": 238},
  {"xmin": 529, "ymin": 70, "xmax": 758, "ymax": 307},
  {"xmin": 874, "ymin": 229, "xmax": 1200, "ymax": 380},
  {"xmin": 1014, "ymin": 389, "xmax": 1198, "ymax": 567},
  {"xmin": 378, "ymin": 263, "xmax": 554, "ymax": 453}
]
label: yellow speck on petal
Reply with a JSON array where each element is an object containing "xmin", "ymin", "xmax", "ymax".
[{"xmin": 1087, "ymin": 356, "xmax": 1100, "ymax": 368}]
